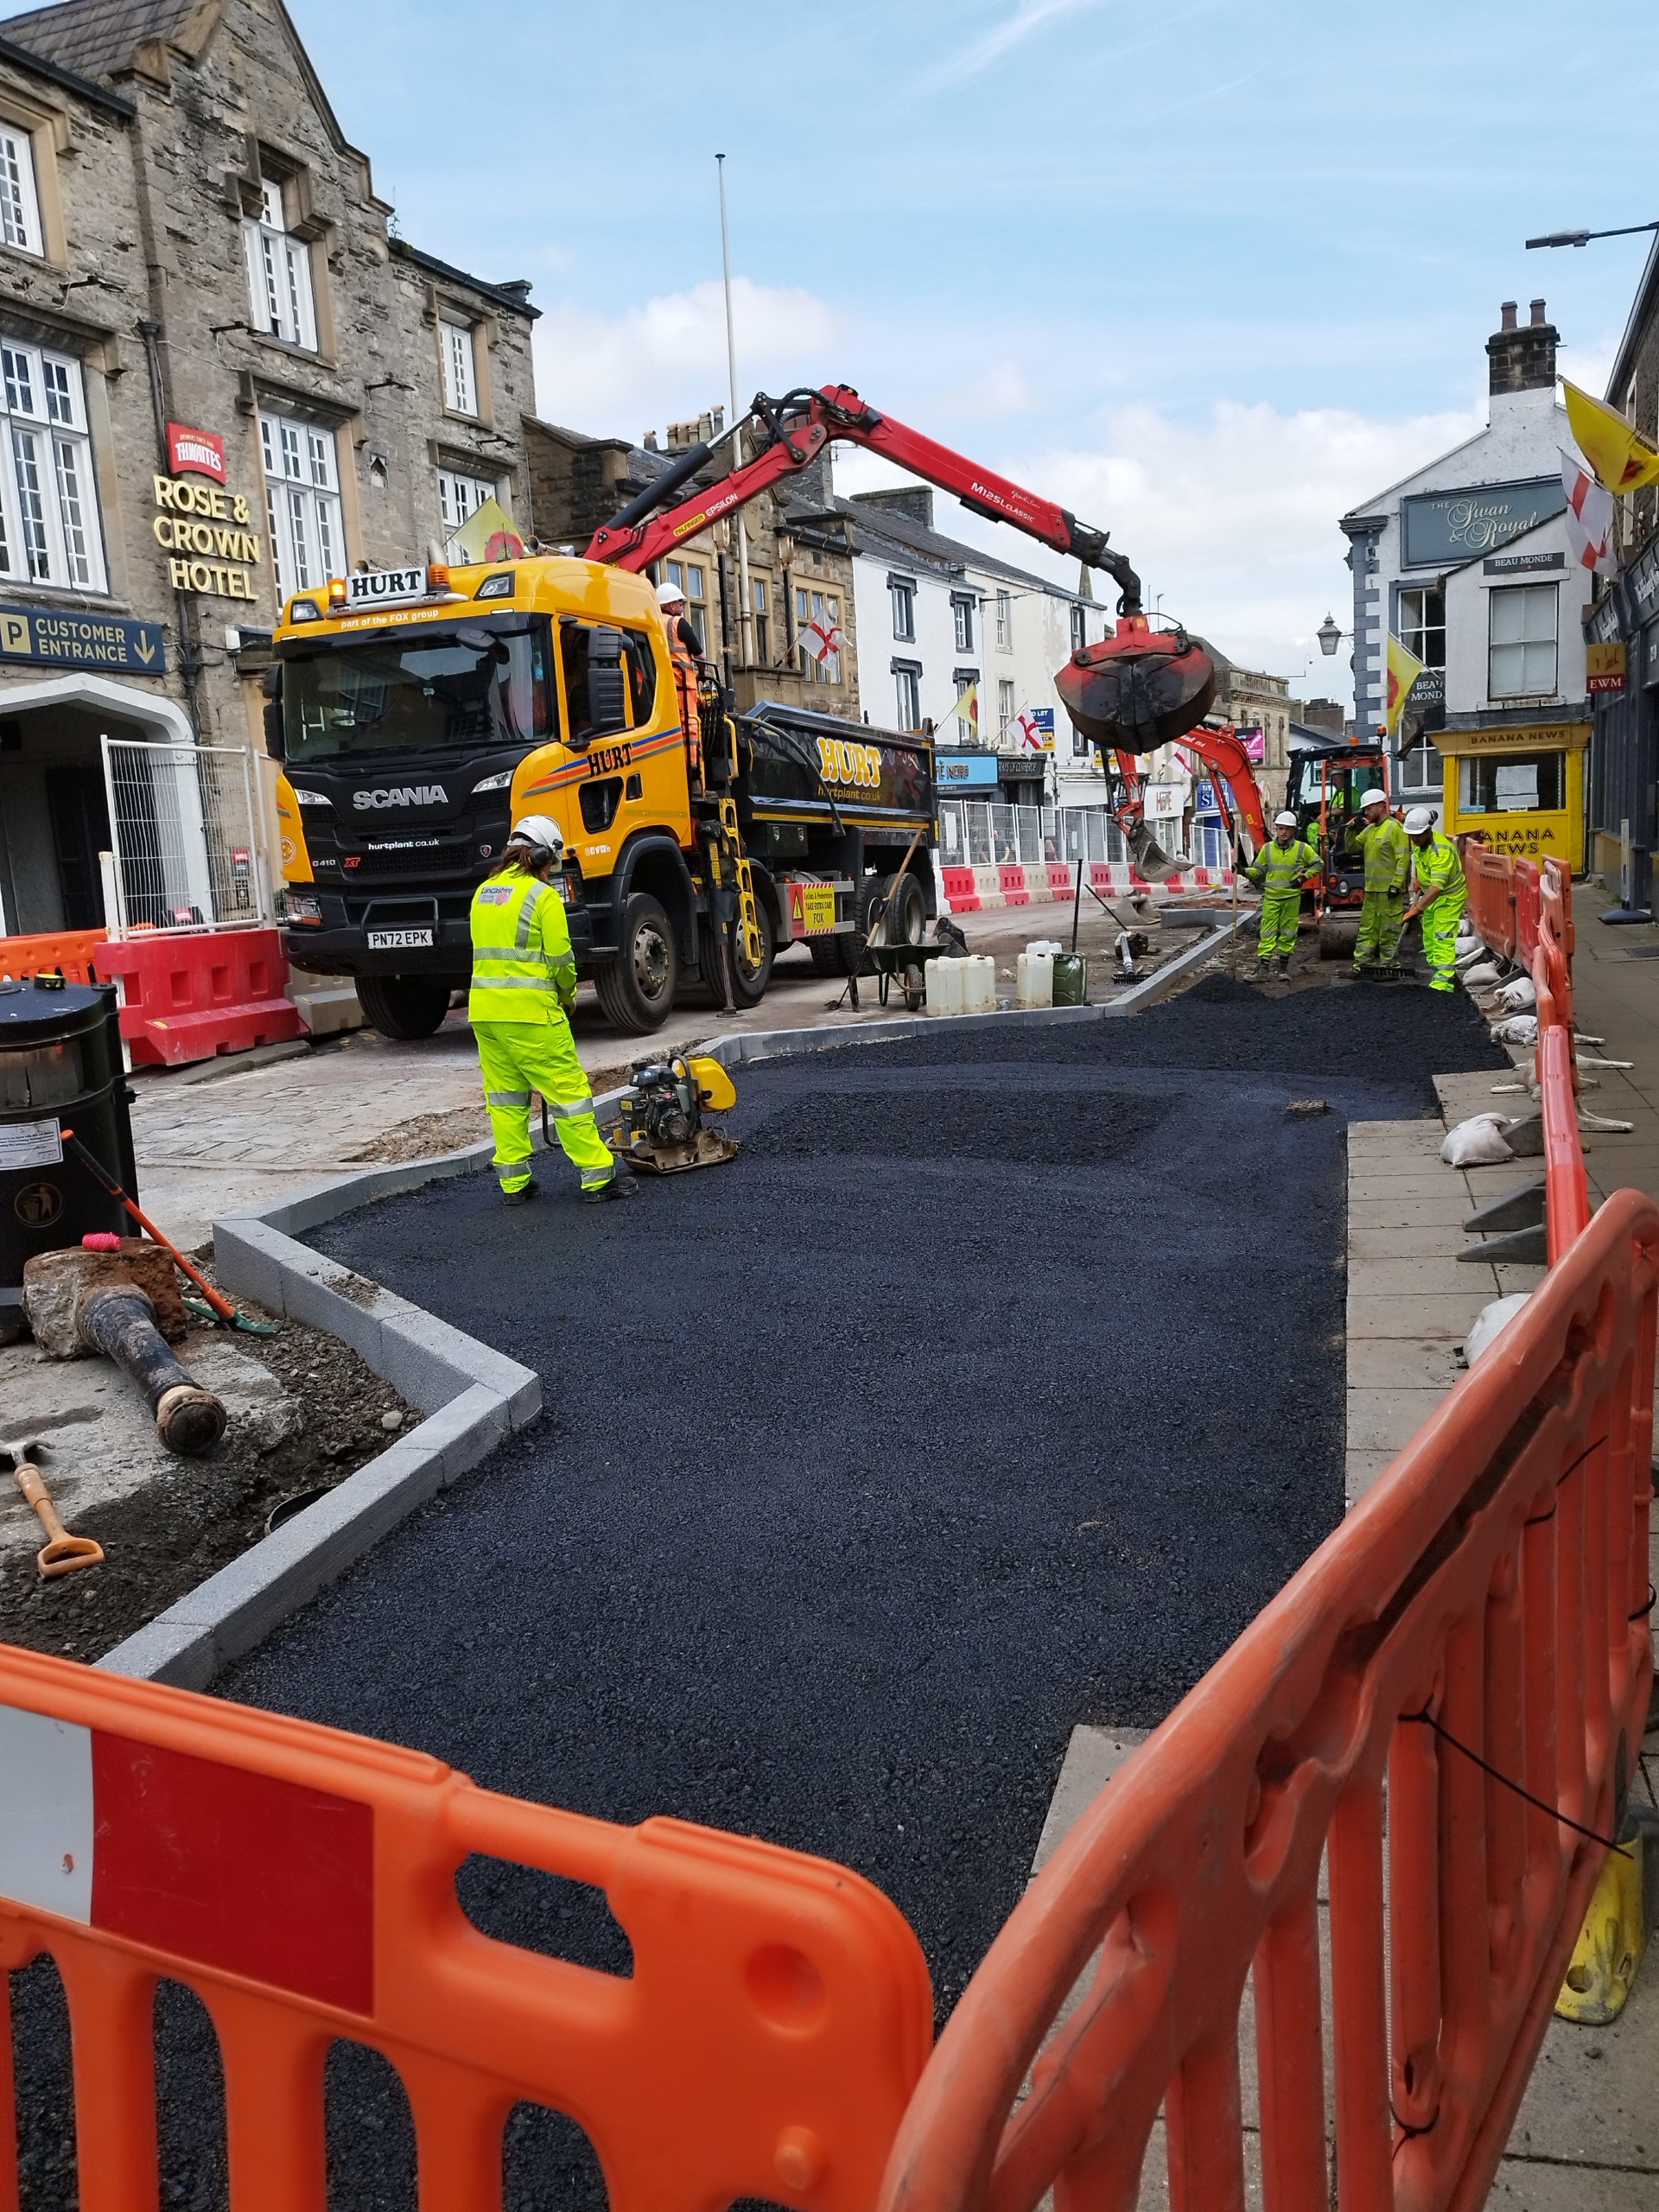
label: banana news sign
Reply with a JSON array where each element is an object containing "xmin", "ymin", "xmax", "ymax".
[{"xmin": 0, "ymin": 606, "xmax": 166, "ymax": 674}]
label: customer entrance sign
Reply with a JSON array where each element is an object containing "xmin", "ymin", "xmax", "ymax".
[{"xmin": 0, "ymin": 607, "xmax": 167, "ymax": 675}]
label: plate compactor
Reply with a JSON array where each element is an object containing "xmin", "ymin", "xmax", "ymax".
[{"xmin": 611, "ymin": 1054, "xmax": 739, "ymax": 1174}]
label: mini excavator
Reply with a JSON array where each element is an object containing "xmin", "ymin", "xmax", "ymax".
[{"xmin": 584, "ymin": 382, "xmax": 1263, "ymax": 875}]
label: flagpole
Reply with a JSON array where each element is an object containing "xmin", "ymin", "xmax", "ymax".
[{"xmin": 716, "ymin": 155, "xmax": 754, "ymax": 674}]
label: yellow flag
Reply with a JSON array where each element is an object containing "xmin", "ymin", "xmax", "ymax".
[
  {"xmin": 1563, "ymin": 380, "xmax": 1659, "ymax": 494},
  {"xmin": 451, "ymin": 496, "xmax": 526, "ymax": 565},
  {"xmin": 1385, "ymin": 633, "xmax": 1425, "ymax": 737},
  {"xmin": 953, "ymin": 683, "xmax": 979, "ymax": 736}
]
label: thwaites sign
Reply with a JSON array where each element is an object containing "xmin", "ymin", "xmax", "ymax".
[{"xmin": 153, "ymin": 423, "xmax": 261, "ymax": 602}]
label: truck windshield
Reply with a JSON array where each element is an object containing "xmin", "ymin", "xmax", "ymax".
[{"xmin": 281, "ymin": 623, "xmax": 554, "ymax": 764}]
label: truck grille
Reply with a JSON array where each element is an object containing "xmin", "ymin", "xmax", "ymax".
[{"xmin": 347, "ymin": 839, "xmax": 475, "ymax": 877}]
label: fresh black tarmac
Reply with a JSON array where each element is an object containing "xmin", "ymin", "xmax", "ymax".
[{"xmin": 6, "ymin": 980, "xmax": 1508, "ymax": 2209}]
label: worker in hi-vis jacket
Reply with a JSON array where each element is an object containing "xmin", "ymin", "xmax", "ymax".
[
  {"xmin": 1403, "ymin": 807, "xmax": 1466, "ymax": 993},
  {"xmin": 1246, "ymin": 810, "xmax": 1319, "ymax": 979},
  {"xmin": 467, "ymin": 816, "xmax": 636, "ymax": 1207},
  {"xmin": 1351, "ymin": 787, "xmax": 1410, "ymax": 974}
]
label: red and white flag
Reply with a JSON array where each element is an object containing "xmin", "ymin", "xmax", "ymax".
[
  {"xmin": 803, "ymin": 613, "xmax": 843, "ymax": 664},
  {"xmin": 1014, "ymin": 708, "xmax": 1042, "ymax": 751},
  {"xmin": 1562, "ymin": 449, "xmax": 1618, "ymax": 576},
  {"xmin": 0, "ymin": 1704, "xmax": 374, "ymax": 2011}
]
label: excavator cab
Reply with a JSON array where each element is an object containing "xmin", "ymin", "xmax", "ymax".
[{"xmin": 1282, "ymin": 741, "xmax": 1390, "ymax": 956}]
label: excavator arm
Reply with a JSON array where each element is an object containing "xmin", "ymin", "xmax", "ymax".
[
  {"xmin": 1174, "ymin": 728, "xmax": 1268, "ymax": 855},
  {"xmin": 583, "ymin": 383, "xmax": 1142, "ymax": 613}
]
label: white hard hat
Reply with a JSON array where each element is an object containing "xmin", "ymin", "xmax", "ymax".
[
  {"xmin": 1360, "ymin": 787, "xmax": 1389, "ymax": 808},
  {"xmin": 657, "ymin": 579, "xmax": 686, "ymax": 608},
  {"xmin": 510, "ymin": 813, "xmax": 564, "ymax": 855},
  {"xmin": 1403, "ymin": 805, "xmax": 1435, "ymax": 835},
  {"xmin": 1274, "ymin": 810, "xmax": 1299, "ymax": 829}
]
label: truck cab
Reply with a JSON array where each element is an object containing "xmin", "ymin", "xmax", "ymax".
[{"xmin": 267, "ymin": 554, "xmax": 935, "ymax": 1037}]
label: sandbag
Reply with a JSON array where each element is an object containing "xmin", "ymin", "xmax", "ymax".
[
  {"xmin": 1491, "ymin": 1013, "xmax": 1538, "ymax": 1046},
  {"xmin": 1465, "ymin": 1291, "xmax": 1532, "ymax": 1366},
  {"xmin": 1441, "ymin": 1112, "xmax": 1516, "ymax": 1166},
  {"xmin": 1462, "ymin": 960, "xmax": 1503, "ymax": 988},
  {"xmin": 1497, "ymin": 974, "xmax": 1537, "ymax": 1011}
]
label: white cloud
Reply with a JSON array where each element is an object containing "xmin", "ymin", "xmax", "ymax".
[
  {"xmin": 842, "ymin": 397, "xmax": 1483, "ymax": 707},
  {"xmin": 924, "ymin": 0, "xmax": 1110, "ymax": 89},
  {"xmin": 531, "ymin": 271, "xmax": 1487, "ymax": 711},
  {"xmin": 533, "ymin": 277, "xmax": 839, "ymax": 443}
]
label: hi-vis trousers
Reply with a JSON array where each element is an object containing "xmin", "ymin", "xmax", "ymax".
[{"xmin": 474, "ymin": 1013, "xmax": 617, "ymax": 1194}]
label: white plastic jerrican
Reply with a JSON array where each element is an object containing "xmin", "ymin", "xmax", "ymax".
[
  {"xmin": 1016, "ymin": 950, "xmax": 1054, "ymax": 1007},
  {"xmin": 930, "ymin": 957, "xmax": 964, "ymax": 1016},
  {"xmin": 965, "ymin": 955, "xmax": 997, "ymax": 1013}
]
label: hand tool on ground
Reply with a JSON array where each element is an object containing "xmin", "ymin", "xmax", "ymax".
[
  {"xmin": 1, "ymin": 1443, "xmax": 104, "ymax": 1578},
  {"xmin": 60, "ymin": 1128, "xmax": 278, "ymax": 1334}
]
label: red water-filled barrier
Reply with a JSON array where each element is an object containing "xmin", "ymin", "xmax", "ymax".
[{"xmin": 95, "ymin": 928, "xmax": 303, "ymax": 1067}]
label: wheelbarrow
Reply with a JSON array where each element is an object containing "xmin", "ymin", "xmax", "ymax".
[{"xmin": 868, "ymin": 938, "xmax": 952, "ymax": 1011}]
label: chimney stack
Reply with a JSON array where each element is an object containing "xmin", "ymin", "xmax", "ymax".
[{"xmin": 1488, "ymin": 297, "xmax": 1556, "ymax": 397}]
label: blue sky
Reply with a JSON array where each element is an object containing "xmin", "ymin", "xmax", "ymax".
[{"xmin": 277, "ymin": 1, "xmax": 1659, "ymax": 697}]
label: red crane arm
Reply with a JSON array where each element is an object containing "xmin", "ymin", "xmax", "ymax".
[{"xmin": 582, "ymin": 385, "xmax": 1142, "ymax": 612}]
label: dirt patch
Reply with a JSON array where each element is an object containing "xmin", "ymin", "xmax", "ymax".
[
  {"xmin": 347, "ymin": 1105, "xmax": 490, "ymax": 1165},
  {"xmin": 0, "ymin": 1282, "xmax": 416, "ymax": 1666},
  {"xmin": 343, "ymin": 1068, "xmax": 639, "ymax": 1169}
]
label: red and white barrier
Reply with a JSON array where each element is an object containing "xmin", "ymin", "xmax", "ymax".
[{"xmin": 940, "ymin": 861, "xmax": 1236, "ymax": 915}]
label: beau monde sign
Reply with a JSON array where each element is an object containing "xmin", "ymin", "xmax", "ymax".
[{"xmin": 152, "ymin": 421, "xmax": 261, "ymax": 603}]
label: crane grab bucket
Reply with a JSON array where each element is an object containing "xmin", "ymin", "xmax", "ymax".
[{"xmin": 1055, "ymin": 618, "xmax": 1217, "ymax": 756}]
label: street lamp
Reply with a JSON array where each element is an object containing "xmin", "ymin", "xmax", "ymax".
[
  {"xmin": 1527, "ymin": 219, "xmax": 1659, "ymax": 250},
  {"xmin": 1316, "ymin": 613, "xmax": 1346, "ymax": 658}
]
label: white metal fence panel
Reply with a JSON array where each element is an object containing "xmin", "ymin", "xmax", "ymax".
[{"xmin": 100, "ymin": 736, "xmax": 265, "ymax": 937}]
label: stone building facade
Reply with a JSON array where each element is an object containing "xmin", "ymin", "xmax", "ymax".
[
  {"xmin": 526, "ymin": 416, "xmax": 864, "ymax": 724},
  {"xmin": 0, "ymin": 0, "xmax": 537, "ymax": 938}
]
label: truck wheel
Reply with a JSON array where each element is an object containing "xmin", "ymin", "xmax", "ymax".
[
  {"xmin": 727, "ymin": 894, "xmax": 775, "ymax": 1007},
  {"xmin": 877, "ymin": 871, "xmax": 925, "ymax": 948},
  {"xmin": 356, "ymin": 973, "xmax": 456, "ymax": 1040},
  {"xmin": 594, "ymin": 893, "xmax": 679, "ymax": 1033}
]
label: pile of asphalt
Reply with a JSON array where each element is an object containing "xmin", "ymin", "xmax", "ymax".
[{"xmin": 7, "ymin": 984, "xmax": 1498, "ymax": 2209}]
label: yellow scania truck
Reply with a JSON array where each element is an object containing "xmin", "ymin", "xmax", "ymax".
[{"xmin": 264, "ymin": 555, "xmax": 937, "ymax": 1037}]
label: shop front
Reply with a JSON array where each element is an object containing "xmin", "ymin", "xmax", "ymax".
[{"xmin": 1436, "ymin": 720, "xmax": 1589, "ymax": 869}]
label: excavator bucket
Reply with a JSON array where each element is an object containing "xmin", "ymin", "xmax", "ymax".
[
  {"xmin": 1056, "ymin": 620, "xmax": 1217, "ymax": 755},
  {"xmin": 1127, "ymin": 823, "xmax": 1182, "ymax": 882}
]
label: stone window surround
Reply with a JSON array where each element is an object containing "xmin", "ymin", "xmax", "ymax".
[
  {"xmin": 226, "ymin": 137, "xmax": 339, "ymax": 365},
  {"xmin": 423, "ymin": 285, "xmax": 497, "ymax": 433},
  {"xmin": 0, "ymin": 86, "xmax": 74, "ymax": 266},
  {"xmin": 243, "ymin": 377, "xmax": 364, "ymax": 613}
]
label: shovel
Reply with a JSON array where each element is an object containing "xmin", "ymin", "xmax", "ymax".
[
  {"xmin": 2, "ymin": 1444, "xmax": 104, "ymax": 1579},
  {"xmin": 61, "ymin": 1129, "xmax": 278, "ymax": 1335}
]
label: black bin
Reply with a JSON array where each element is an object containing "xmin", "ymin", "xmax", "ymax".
[{"xmin": 0, "ymin": 978, "xmax": 135, "ymax": 1332}]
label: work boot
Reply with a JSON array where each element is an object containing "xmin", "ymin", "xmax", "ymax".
[
  {"xmin": 502, "ymin": 1179, "xmax": 539, "ymax": 1209},
  {"xmin": 582, "ymin": 1172, "xmax": 639, "ymax": 1205},
  {"xmin": 1276, "ymin": 955, "xmax": 1292, "ymax": 978}
]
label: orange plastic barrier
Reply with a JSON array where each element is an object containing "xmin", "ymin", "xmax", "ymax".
[
  {"xmin": 94, "ymin": 927, "xmax": 303, "ymax": 1067},
  {"xmin": 879, "ymin": 1189, "xmax": 1658, "ymax": 2212},
  {"xmin": 1463, "ymin": 845, "xmax": 1589, "ymax": 1263},
  {"xmin": 1462, "ymin": 840, "xmax": 1517, "ymax": 959},
  {"xmin": 0, "ymin": 1646, "xmax": 932, "ymax": 2211},
  {"xmin": 1531, "ymin": 858, "xmax": 1589, "ymax": 1261},
  {"xmin": 0, "ymin": 926, "xmax": 104, "ymax": 983}
]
